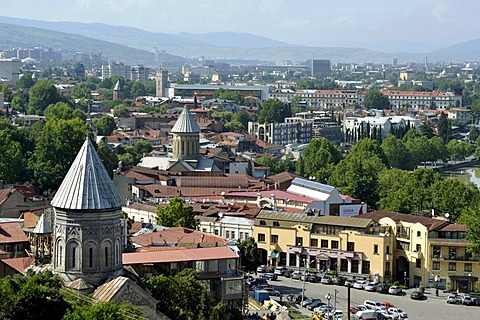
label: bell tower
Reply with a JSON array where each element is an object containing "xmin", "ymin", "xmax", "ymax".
[{"xmin": 171, "ymin": 106, "xmax": 200, "ymax": 159}]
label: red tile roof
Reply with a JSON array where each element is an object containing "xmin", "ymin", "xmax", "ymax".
[
  {"xmin": 123, "ymin": 246, "xmax": 238, "ymax": 265},
  {"xmin": 1, "ymin": 257, "xmax": 35, "ymax": 274},
  {"xmin": 130, "ymin": 227, "xmax": 228, "ymax": 247},
  {"xmin": 360, "ymin": 210, "xmax": 449, "ymax": 231},
  {"xmin": 0, "ymin": 222, "xmax": 29, "ymax": 244},
  {"xmin": 437, "ymin": 224, "xmax": 467, "ymax": 232}
]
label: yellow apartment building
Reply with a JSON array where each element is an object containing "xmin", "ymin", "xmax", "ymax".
[
  {"xmin": 363, "ymin": 211, "xmax": 479, "ymax": 292},
  {"xmin": 254, "ymin": 210, "xmax": 395, "ymax": 283}
]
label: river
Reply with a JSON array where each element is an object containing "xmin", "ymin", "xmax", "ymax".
[{"xmin": 441, "ymin": 166, "xmax": 480, "ymax": 188}]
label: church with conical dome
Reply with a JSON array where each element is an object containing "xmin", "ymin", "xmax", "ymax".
[
  {"xmin": 171, "ymin": 106, "xmax": 201, "ymax": 160},
  {"xmin": 51, "ymin": 138, "xmax": 124, "ymax": 285}
]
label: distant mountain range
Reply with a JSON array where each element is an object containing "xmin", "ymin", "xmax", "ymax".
[{"xmin": 0, "ymin": 16, "xmax": 479, "ymax": 64}]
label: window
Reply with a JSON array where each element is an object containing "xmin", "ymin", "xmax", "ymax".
[
  {"xmin": 415, "ymin": 244, "xmax": 422, "ymax": 253},
  {"xmin": 449, "ymin": 262, "xmax": 456, "ymax": 271},
  {"xmin": 433, "ymin": 246, "xmax": 440, "ymax": 258},
  {"xmin": 417, "ymin": 231, "xmax": 421, "ymax": 238},
  {"xmin": 415, "ymin": 258, "xmax": 421, "ymax": 268},
  {"xmin": 231, "ymin": 231, "xmax": 235, "ymax": 239},
  {"xmin": 321, "ymin": 240, "xmax": 328, "ymax": 248},
  {"xmin": 331, "ymin": 240, "xmax": 339, "ymax": 249},
  {"xmin": 386, "ymin": 246, "xmax": 390, "ymax": 254},
  {"xmin": 385, "ymin": 262, "xmax": 391, "ymax": 274},
  {"xmin": 105, "ymin": 247, "xmax": 109, "ymax": 267},
  {"xmin": 226, "ymin": 231, "xmax": 230, "ymax": 238},
  {"xmin": 240, "ymin": 232, "xmax": 244, "ymax": 240},
  {"xmin": 72, "ymin": 247, "xmax": 76, "ymax": 268},
  {"xmin": 202, "ymin": 228, "xmax": 207, "ymax": 233},
  {"xmin": 374, "ymin": 244, "xmax": 379, "ymax": 254},
  {"xmin": 273, "ymin": 221, "xmax": 280, "ymax": 227},
  {"xmin": 271, "ymin": 235, "xmax": 278, "ymax": 244},
  {"xmin": 296, "ymin": 237, "xmax": 303, "ymax": 246},
  {"xmin": 214, "ymin": 229, "xmax": 219, "ymax": 236},
  {"xmin": 347, "ymin": 242, "xmax": 355, "ymax": 251},
  {"xmin": 465, "ymin": 263, "xmax": 473, "ymax": 272},
  {"xmin": 258, "ymin": 234, "xmax": 266, "ymax": 242},
  {"xmin": 310, "ymin": 239, "xmax": 318, "ymax": 247},
  {"xmin": 58, "ymin": 245, "xmax": 63, "ymax": 266},
  {"xmin": 89, "ymin": 248, "xmax": 93, "ymax": 268},
  {"xmin": 245, "ymin": 232, "xmax": 249, "ymax": 238},
  {"xmin": 433, "ymin": 261, "xmax": 440, "ymax": 270},
  {"xmin": 362, "ymin": 261, "xmax": 370, "ymax": 274},
  {"xmin": 260, "ymin": 220, "xmax": 266, "ymax": 225}
]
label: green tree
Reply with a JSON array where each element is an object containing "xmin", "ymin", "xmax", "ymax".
[
  {"xmin": 238, "ymin": 237, "xmax": 261, "ymax": 273},
  {"xmin": 363, "ymin": 90, "xmax": 390, "ymax": 110},
  {"xmin": 11, "ymin": 91, "xmax": 29, "ymax": 114},
  {"xmin": 470, "ymin": 100, "xmax": 480, "ymax": 123},
  {"xmin": 94, "ymin": 115, "xmax": 117, "ymax": 136},
  {"xmin": 419, "ymin": 121, "xmax": 434, "ymax": 138},
  {"xmin": 30, "ymin": 118, "xmax": 89, "ymax": 193},
  {"xmin": 231, "ymin": 109, "xmax": 253, "ymax": 128},
  {"xmin": 329, "ymin": 153, "xmax": 385, "ymax": 209},
  {"xmin": 0, "ymin": 120, "xmax": 29, "ymax": 183},
  {"xmin": 0, "ymin": 271, "xmax": 70, "ymax": 320},
  {"xmin": 112, "ymin": 105, "xmax": 130, "ymax": 118},
  {"xmin": 97, "ymin": 141, "xmax": 119, "ymax": 179},
  {"xmin": 468, "ymin": 126, "xmax": 480, "ymax": 143},
  {"xmin": 299, "ymin": 137, "xmax": 342, "ymax": 182},
  {"xmin": 213, "ymin": 88, "xmax": 245, "ymax": 105},
  {"xmin": 430, "ymin": 179, "xmax": 479, "ymax": 221},
  {"xmin": 447, "ymin": 140, "xmax": 472, "ymax": 161},
  {"xmin": 224, "ymin": 119, "xmax": 245, "ymax": 132},
  {"xmin": 459, "ymin": 206, "xmax": 480, "ymax": 256},
  {"xmin": 377, "ymin": 169, "xmax": 412, "ymax": 212},
  {"xmin": 350, "ymin": 138, "xmax": 389, "ymax": 167},
  {"xmin": 257, "ymin": 98, "xmax": 291, "ymax": 123},
  {"xmin": 130, "ymin": 81, "xmax": 147, "ymax": 98},
  {"xmin": 381, "ymin": 135, "xmax": 414, "ymax": 170},
  {"xmin": 63, "ymin": 301, "xmax": 143, "ymax": 320},
  {"xmin": 28, "ymin": 81, "xmax": 63, "ymax": 115},
  {"xmin": 156, "ymin": 197, "xmax": 198, "ymax": 229},
  {"xmin": 437, "ymin": 112, "xmax": 450, "ymax": 143},
  {"xmin": 0, "ymin": 85, "xmax": 13, "ymax": 102},
  {"xmin": 15, "ymin": 73, "xmax": 35, "ymax": 89},
  {"xmin": 146, "ymin": 269, "xmax": 211, "ymax": 320},
  {"xmin": 44, "ymin": 102, "xmax": 85, "ymax": 121},
  {"xmin": 405, "ymin": 136, "xmax": 432, "ymax": 165}
]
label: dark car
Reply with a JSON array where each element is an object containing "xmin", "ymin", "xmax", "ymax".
[
  {"xmin": 260, "ymin": 273, "xmax": 278, "ymax": 281},
  {"xmin": 334, "ymin": 276, "xmax": 346, "ymax": 286},
  {"xmin": 410, "ymin": 291, "xmax": 427, "ymax": 300},
  {"xmin": 308, "ymin": 274, "xmax": 321, "ymax": 283},
  {"xmin": 306, "ymin": 300, "xmax": 326, "ymax": 310},
  {"xmin": 376, "ymin": 283, "xmax": 389, "ymax": 294},
  {"xmin": 284, "ymin": 269, "xmax": 293, "ymax": 278}
]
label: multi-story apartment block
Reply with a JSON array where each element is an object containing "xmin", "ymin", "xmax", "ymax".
[
  {"xmin": 448, "ymin": 107, "xmax": 471, "ymax": 124},
  {"xmin": 130, "ymin": 65, "xmax": 150, "ymax": 83},
  {"xmin": 311, "ymin": 59, "xmax": 331, "ymax": 77},
  {"xmin": 0, "ymin": 58, "xmax": 21, "ymax": 85},
  {"xmin": 101, "ymin": 62, "xmax": 130, "ymax": 80},
  {"xmin": 269, "ymin": 89, "xmax": 462, "ymax": 110},
  {"xmin": 362, "ymin": 211, "xmax": 479, "ymax": 292},
  {"xmin": 248, "ymin": 120, "xmax": 313, "ymax": 146},
  {"xmin": 254, "ymin": 209, "xmax": 394, "ymax": 283}
]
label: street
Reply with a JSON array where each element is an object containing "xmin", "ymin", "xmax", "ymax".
[{"xmin": 266, "ymin": 276, "xmax": 479, "ymax": 319}]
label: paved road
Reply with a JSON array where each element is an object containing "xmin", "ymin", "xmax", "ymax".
[{"xmin": 267, "ymin": 276, "xmax": 479, "ymax": 319}]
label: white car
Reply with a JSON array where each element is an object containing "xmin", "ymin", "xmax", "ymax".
[
  {"xmin": 388, "ymin": 285, "xmax": 403, "ymax": 295},
  {"xmin": 388, "ymin": 307, "xmax": 408, "ymax": 319},
  {"xmin": 364, "ymin": 282, "xmax": 377, "ymax": 291},
  {"xmin": 263, "ymin": 287, "xmax": 281, "ymax": 296},
  {"xmin": 353, "ymin": 280, "xmax": 368, "ymax": 289},
  {"xmin": 363, "ymin": 300, "xmax": 386, "ymax": 311}
]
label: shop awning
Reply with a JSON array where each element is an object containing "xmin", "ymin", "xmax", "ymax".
[
  {"xmin": 449, "ymin": 275, "xmax": 478, "ymax": 281},
  {"xmin": 269, "ymin": 251, "xmax": 279, "ymax": 259}
]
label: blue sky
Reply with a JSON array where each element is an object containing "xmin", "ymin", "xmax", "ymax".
[{"xmin": 1, "ymin": 0, "xmax": 478, "ymax": 48}]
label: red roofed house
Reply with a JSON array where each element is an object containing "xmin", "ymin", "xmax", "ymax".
[
  {"xmin": 125, "ymin": 227, "xmax": 245, "ymax": 308},
  {"xmin": 0, "ymin": 221, "xmax": 30, "ymax": 258}
]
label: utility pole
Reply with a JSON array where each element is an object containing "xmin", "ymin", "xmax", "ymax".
[
  {"xmin": 300, "ymin": 258, "xmax": 306, "ymax": 306},
  {"xmin": 347, "ymin": 284, "xmax": 351, "ymax": 320},
  {"xmin": 334, "ymin": 289, "xmax": 338, "ymax": 311}
]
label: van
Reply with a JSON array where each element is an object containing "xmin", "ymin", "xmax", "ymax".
[
  {"xmin": 354, "ymin": 310, "xmax": 378, "ymax": 320},
  {"xmin": 363, "ymin": 300, "xmax": 386, "ymax": 311}
]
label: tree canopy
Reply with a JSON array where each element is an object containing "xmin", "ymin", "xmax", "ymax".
[
  {"xmin": 257, "ymin": 98, "xmax": 291, "ymax": 123},
  {"xmin": 238, "ymin": 237, "xmax": 261, "ymax": 273},
  {"xmin": 156, "ymin": 197, "xmax": 198, "ymax": 229},
  {"xmin": 363, "ymin": 90, "xmax": 390, "ymax": 109},
  {"xmin": 298, "ymin": 137, "xmax": 342, "ymax": 182},
  {"xmin": 27, "ymin": 81, "xmax": 63, "ymax": 115}
]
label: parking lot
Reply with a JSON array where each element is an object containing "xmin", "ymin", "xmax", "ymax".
[{"xmin": 260, "ymin": 275, "xmax": 479, "ymax": 319}]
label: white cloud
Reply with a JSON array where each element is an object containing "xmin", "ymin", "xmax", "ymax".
[
  {"xmin": 329, "ymin": 15, "xmax": 358, "ymax": 27},
  {"xmin": 431, "ymin": 2, "xmax": 448, "ymax": 21}
]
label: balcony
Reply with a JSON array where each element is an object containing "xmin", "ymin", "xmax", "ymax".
[
  {"xmin": 397, "ymin": 232, "xmax": 410, "ymax": 240},
  {"xmin": 411, "ymin": 250, "xmax": 423, "ymax": 259},
  {"xmin": 441, "ymin": 255, "xmax": 479, "ymax": 262}
]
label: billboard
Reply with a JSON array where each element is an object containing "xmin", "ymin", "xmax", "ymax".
[{"xmin": 339, "ymin": 203, "xmax": 367, "ymax": 217}]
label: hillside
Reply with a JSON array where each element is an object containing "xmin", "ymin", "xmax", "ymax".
[{"xmin": 0, "ymin": 22, "xmax": 186, "ymax": 65}]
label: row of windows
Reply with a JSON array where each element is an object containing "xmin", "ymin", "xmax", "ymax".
[
  {"xmin": 432, "ymin": 261, "xmax": 473, "ymax": 272},
  {"xmin": 201, "ymin": 228, "xmax": 249, "ymax": 240}
]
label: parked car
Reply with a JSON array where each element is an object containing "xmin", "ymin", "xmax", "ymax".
[
  {"xmin": 313, "ymin": 304, "xmax": 335, "ymax": 313},
  {"xmin": 334, "ymin": 276, "xmax": 346, "ymax": 286},
  {"xmin": 388, "ymin": 286, "xmax": 403, "ymax": 295},
  {"xmin": 353, "ymin": 280, "xmax": 369, "ymax": 289},
  {"xmin": 263, "ymin": 287, "xmax": 281, "ymax": 296},
  {"xmin": 284, "ymin": 269, "xmax": 293, "ymax": 278},
  {"xmin": 376, "ymin": 311, "xmax": 397, "ymax": 320},
  {"xmin": 462, "ymin": 295, "xmax": 475, "ymax": 306},
  {"xmin": 447, "ymin": 294, "xmax": 461, "ymax": 304},
  {"xmin": 353, "ymin": 310, "xmax": 378, "ymax": 319},
  {"xmin": 291, "ymin": 271, "xmax": 302, "ymax": 280},
  {"xmin": 260, "ymin": 273, "xmax": 278, "ymax": 280},
  {"xmin": 388, "ymin": 307, "xmax": 408, "ymax": 319},
  {"xmin": 381, "ymin": 302, "xmax": 395, "ymax": 310},
  {"xmin": 309, "ymin": 274, "xmax": 321, "ymax": 283},
  {"xmin": 321, "ymin": 275, "xmax": 333, "ymax": 284},
  {"xmin": 322, "ymin": 310, "xmax": 344, "ymax": 320},
  {"xmin": 363, "ymin": 300, "xmax": 386, "ymax": 311},
  {"xmin": 364, "ymin": 282, "xmax": 377, "ymax": 291},
  {"xmin": 274, "ymin": 266, "xmax": 287, "ymax": 276},
  {"xmin": 356, "ymin": 304, "xmax": 374, "ymax": 311},
  {"xmin": 344, "ymin": 278, "xmax": 354, "ymax": 287},
  {"xmin": 301, "ymin": 297, "xmax": 321, "ymax": 307},
  {"xmin": 376, "ymin": 283, "xmax": 389, "ymax": 294},
  {"xmin": 248, "ymin": 278, "xmax": 269, "ymax": 287},
  {"xmin": 307, "ymin": 300, "xmax": 326, "ymax": 310},
  {"xmin": 410, "ymin": 290, "xmax": 426, "ymax": 300},
  {"xmin": 256, "ymin": 265, "xmax": 267, "ymax": 273}
]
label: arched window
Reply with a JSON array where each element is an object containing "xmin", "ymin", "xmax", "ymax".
[
  {"xmin": 59, "ymin": 245, "xmax": 63, "ymax": 266},
  {"xmin": 105, "ymin": 246, "xmax": 109, "ymax": 267},
  {"xmin": 72, "ymin": 247, "xmax": 76, "ymax": 268},
  {"xmin": 417, "ymin": 231, "xmax": 421, "ymax": 238},
  {"xmin": 67, "ymin": 241, "xmax": 80, "ymax": 270},
  {"xmin": 89, "ymin": 248, "xmax": 93, "ymax": 268}
]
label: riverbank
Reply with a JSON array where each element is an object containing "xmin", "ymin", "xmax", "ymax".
[{"xmin": 425, "ymin": 157, "xmax": 478, "ymax": 173}]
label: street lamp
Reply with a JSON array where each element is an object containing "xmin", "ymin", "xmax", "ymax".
[
  {"xmin": 469, "ymin": 273, "xmax": 472, "ymax": 293},
  {"xmin": 325, "ymin": 292, "xmax": 332, "ymax": 315},
  {"xmin": 404, "ymin": 271, "xmax": 407, "ymax": 288}
]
